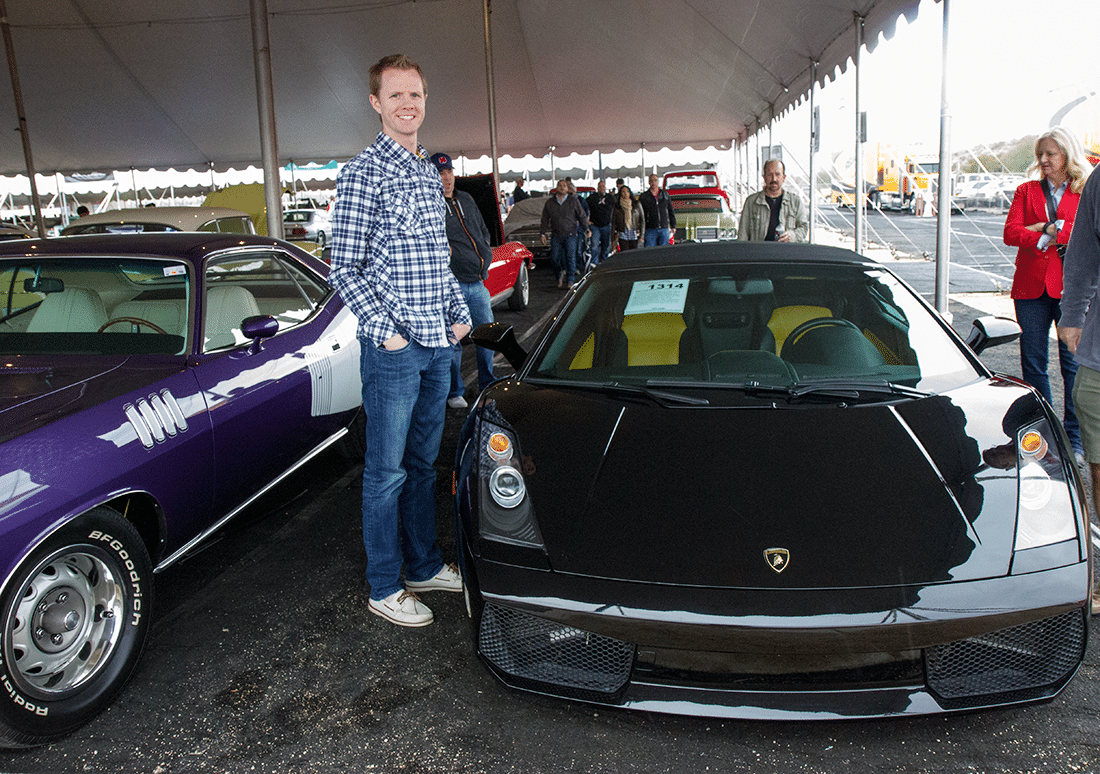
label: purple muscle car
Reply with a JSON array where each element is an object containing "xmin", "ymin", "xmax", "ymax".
[{"xmin": 0, "ymin": 233, "xmax": 362, "ymax": 747}]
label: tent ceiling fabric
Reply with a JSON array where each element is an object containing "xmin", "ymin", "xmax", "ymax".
[{"xmin": 0, "ymin": 0, "xmax": 927, "ymax": 177}]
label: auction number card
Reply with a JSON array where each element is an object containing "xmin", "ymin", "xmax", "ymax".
[{"xmin": 623, "ymin": 279, "xmax": 690, "ymax": 316}]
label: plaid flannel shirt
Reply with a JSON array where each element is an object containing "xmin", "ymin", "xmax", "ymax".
[{"xmin": 329, "ymin": 132, "xmax": 470, "ymax": 348}]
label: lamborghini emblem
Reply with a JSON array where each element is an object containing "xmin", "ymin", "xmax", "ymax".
[{"xmin": 764, "ymin": 548, "xmax": 790, "ymax": 573}]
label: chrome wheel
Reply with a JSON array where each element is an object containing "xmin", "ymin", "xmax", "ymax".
[
  {"xmin": 0, "ymin": 508, "xmax": 151, "ymax": 747},
  {"xmin": 8, "ymin": 550, "xmax": 124, "ymax": 696}
]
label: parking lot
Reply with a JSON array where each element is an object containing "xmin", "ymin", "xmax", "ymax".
[{"xmin": 5, "ymin": 238, "xmax": 1100, "ymax": 774}]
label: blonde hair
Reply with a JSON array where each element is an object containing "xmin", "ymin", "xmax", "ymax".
[{"xmin": 1029, "ymin": 126, "xmax": 1092, "ymax": 194}]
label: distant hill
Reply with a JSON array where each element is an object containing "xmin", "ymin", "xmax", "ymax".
[{"xmin": 957, "ymin": 136, "xmax": 1037, "ymax": 175}]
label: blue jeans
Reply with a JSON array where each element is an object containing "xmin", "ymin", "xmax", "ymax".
[
  {"xmin": 450, "ymin": 280, "xmax": 495, "ymax": 397},
  {"xmin": 589, "ymin": 224, "xmax": 611, "ymax": 266},
  {"xmin": 645, "ymin": 227, "xmax": 671, "ymax": 247},
  {"xmin": 1015, "ymin": 294, "xmax": 1081, "ymax": 450},
  {"xmin": 360, "ymin": 338, "xmax": 449, "ymax": 600},
  {"xmin": 550, "ymin": 233, "xmax": 577, "ymax": 283}
]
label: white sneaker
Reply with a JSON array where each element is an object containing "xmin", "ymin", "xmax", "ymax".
[
  {"xmin": 447, "ymin": 396, "xmax": 468, "ymax": 409},
  {"xmin": 368, "ymin": 589, "xmax": 433, "ymax": 627},
  {"xmin": 405, "ymin": 562, "xmax": 463, "ymax": 593}
]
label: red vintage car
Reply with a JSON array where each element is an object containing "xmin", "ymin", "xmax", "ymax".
[
  {"xmin": 662, "ymin": 169, "xmax": 732, "ymax": 210},
  {"xmin": 454, "ymin": 174, "xmax": 534, "ymax": 311}
]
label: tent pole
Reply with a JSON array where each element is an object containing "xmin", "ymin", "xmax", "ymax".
[
  {"xmin": 0, "ymin": 0, "xmax": 45, "ymax": 237},
  {"xmin": 934, "ymin": 0, "xmax": 952, "ymax": 316},
  {"xmin": 808, "ymin": 61, "xmax": 818, "ymax": 244},
  {"xmin": 483, "ymin": 0, "xmax": 501, "ymax": 198},
  {"xmin": 249, "ymin": 0, "xmax": 283, "ymax": 238},
  {"xmin": 853, "ymin": 13, "xmax": 865, "ymax": 256}
]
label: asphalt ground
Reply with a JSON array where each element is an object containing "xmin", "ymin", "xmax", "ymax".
[{"xmin": 5, "ymin": 248, "xmax": 1100, "ymax": 774}]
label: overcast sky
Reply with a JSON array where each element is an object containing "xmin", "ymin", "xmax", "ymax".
[{"xmin": 775, "ymin": 0, "xmax": 1100, "ymax": 170}]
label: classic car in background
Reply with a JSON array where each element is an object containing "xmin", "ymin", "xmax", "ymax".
[
  {"xmin": 0, "ymin": 222, "xmax": 33, "ymax": 241},
  {"xmin": 670, "ymin": 193, "xmax": 737, "ymax": 242},
  {"xmin": 0, "ymin": 233, "xmax": 362, "ymax": 747},
  {"xmin": 502, "ymin": 197, "xmax": 548, "ymax": 260},
  {"xmin": 59, "ymin": 206, "xmax": 256, "ymax": 236},
  {"xmin": 456, "ymin": 241, "xmax": 1089, "ymax": 720},
  {"xmin": 283, "ymin": 208, "xmax": 332, "ymax": 246},
  {"xmin": 662, "ymin": 169, "xmax": 732, "ymax": 210},
  {"xmin": 454, "ymin": 174, "xmax": 533, "ymax": 311}
]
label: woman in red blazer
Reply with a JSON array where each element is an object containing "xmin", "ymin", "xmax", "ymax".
[{"xmin": 1004, "ymin": 126, "xmax": 1093, "ymax": 457}]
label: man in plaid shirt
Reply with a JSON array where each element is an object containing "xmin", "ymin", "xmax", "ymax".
[{"xmin": 329, "ymin": 54, "xmax": 471, "ymax": 628}]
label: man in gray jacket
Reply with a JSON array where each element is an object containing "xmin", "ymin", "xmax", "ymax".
[
  {"xmin": 1058, "ymin": 167, "xmax": 1100, "ymax": 540},
  {"xmin": 738, "ymin": 159, "xmax": 809, "ymax": 242}
]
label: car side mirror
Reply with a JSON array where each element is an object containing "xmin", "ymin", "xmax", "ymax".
[
  {"xmin": 241, "ymin": 314, "xmax": 279, "ymax": 354},
  {"xmin": 471, "ymin": 321, "xmax": 527, "ymax": 370},
  {"xmin": 965, "ymin": 315, "xmax": 1020, "ymax": 355}
]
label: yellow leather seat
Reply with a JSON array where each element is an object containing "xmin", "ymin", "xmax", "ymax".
[
  {"xmin": 620, "ymin": 312, "xmax": 686, "ymax": 366},
  {"xmin": 767, "ymin": 305, "xmax": 831, "ymax": 355}
]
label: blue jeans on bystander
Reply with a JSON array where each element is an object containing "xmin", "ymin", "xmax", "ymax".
[
  {"xmin": 450, "ymin": 280, "xmax": 495, "ymax": 398},
  {"xmin": 1015, "ymin": 293, "xmax": 1081, "ymax": 451},
  {"xmin": 645, "ymin": 227, "xmax": 671, "ymax": 248},
  {"xmin": 550, "ymin": 233, "xmax": 578, "ymax": 284},
  {"xmin": 589, "ymin": 224, "xmax": 611, "ymax": 266}
]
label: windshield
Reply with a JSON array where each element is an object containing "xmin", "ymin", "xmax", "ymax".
[
  {"xmin": 526, "ymin": 262, "xmax": 976, "ymax": 395},
  {"xmin": 671, "ymin": 196, "xmax": 725, "ymax": 213},
  {"xmin": 664, "ymin": 173, "xmax": 720, "ymax": 190},
  {"xmin": 0, "ymin": 257, "xmax": 190, "ymax": 355},
  {"xmin": 62, "ymin": 222, "xmax": 179, "ymax": 235}
]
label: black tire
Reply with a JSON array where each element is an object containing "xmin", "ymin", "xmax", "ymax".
[
  {"xmin": 317, "ymin": 231, "xmax": 326, "ymax": 247},
  {"xmin": 507, "ymin": 263, "xmax": 529, "ymax": 311},
  {"xmin": 0, "ymin": 508, "xmax": 153, "ymax": 748}
]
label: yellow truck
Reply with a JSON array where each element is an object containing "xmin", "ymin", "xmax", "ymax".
[{"xmin": 875, "ymin": 146, "xmax": 936, "ymax": 211}]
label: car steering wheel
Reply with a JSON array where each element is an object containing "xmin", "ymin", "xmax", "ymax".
[
  {"xmin": 97, "ymin": 316, "xmax": 169, "ymax": 335},
  {"xmin": 783, "ymin": 317, "xmax": 859, "ymax": 352}
]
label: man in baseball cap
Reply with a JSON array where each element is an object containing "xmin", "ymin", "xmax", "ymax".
[{"xmin": 430, "ymin": 152, "xmax": 496, "ymax": 409}]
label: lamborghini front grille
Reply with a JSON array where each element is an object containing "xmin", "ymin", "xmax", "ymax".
[
  {"xmin": 926, "ymin": 609, "xmax": 1086, "ymax": 709},
  {"xmin": 479, "ymin": 603, "xmax": 634, "ymax": 703}
]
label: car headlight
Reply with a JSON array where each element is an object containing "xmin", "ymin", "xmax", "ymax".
[
  {"xmin": 477, "ymin": 420, "xmax": 543, "ymax": 548},
  {"xmin": 1014, "ymin": 419, "xmax": 1077, "ymax": 552}
]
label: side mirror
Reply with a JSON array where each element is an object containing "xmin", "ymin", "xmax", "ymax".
[
  {"xmin": 241, "ymin": 314, "xmax": 279, "ymax": 354},
  {"xmin": 471, "ymin": 321, "xmax": 528, "ymax": 370},
  {"xmin": 965, "ymin": 315, "xmax": 1020, "ymax": 355}
]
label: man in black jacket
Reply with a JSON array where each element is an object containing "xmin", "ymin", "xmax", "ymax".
[
  {"xmin": 540, "ymin": 179, "xmax": 591, "ymax": 287},
  {"xmin": 639, "ymin": 174, "xmax": 676, "ymax": 247},
  {"xmin": 431, "ymin": 152, "xmax": 495, "ymax": 408},
  {"xmin": 586, "ymin": 181, "xmax": 616, "ymax": 266}
]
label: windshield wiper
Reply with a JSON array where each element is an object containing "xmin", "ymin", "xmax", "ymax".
[
  {"xmin": 647, "ymin": 378, "xmax": 931, "ymax": 403},
  {"xmin": 788, "ymin": 379, "xmax": 931, "ymax": 399},
  {"xmin": 526, "ymin": 378, "xmax": 710, "ymax": 405}
]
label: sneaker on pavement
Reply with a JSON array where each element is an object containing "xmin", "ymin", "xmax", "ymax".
[
  {"xmin": 405, "ymin": 562, "xmax": 463, "ymax": 593},
  {"xmin": 368, "ymin": 589, "xmax": 433, "ymax": 627},
  {"xmin": 447, "ymin": 396, "xmax": 468, "ymax": 409}
]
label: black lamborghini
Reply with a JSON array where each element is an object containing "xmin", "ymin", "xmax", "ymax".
[{"xmin": 453, "ymin": 241, "xmax": 1090, "ymax": 719}]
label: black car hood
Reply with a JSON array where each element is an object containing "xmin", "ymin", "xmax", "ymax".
[
  {"xmin": 487, "ymin": 379, "xmax": 1042, "ymax": 589},
  {"xmin": 0, "ymin": 357, "xmax": 172, "ymax": 443}
]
